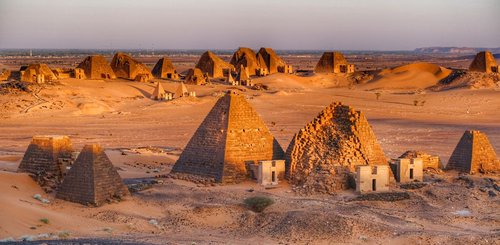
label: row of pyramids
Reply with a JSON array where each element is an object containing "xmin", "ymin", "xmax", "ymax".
[{"xmin": 18, "ymin": 138, "xmax": 129, "ymax": 206}]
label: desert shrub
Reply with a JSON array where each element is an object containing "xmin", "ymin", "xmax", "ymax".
[
  {"xmin": 39, "ymin": 218, "xmax": 49, "ymax": 224},
  {"xmin": 244, "ymin": 196, "xmax": 274, "ymax": 213},
  {"xmin": 375, "ymin": 92, "xmax": 381, "ymax": 100}
]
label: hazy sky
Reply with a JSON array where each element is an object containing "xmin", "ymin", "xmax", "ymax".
[{"xmin": 0, "ymin": 0, "xmax": 499, "ymax": 50}]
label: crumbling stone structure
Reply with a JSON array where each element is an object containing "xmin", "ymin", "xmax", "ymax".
[
  {"xmin": 315, "ymin": 52, "xmax": 355, "ymax": 74},
  {"xmin": 447, "ymin": 130, "xmax": 500, "ymax": 174},
  {"xmin": 110, "ymin": 52, "xmax": 152, "ymax": 80},
  {"xmin": 469, "ymin": 51, "xmax": 499, "ymax": 73},
  {"xmin": 252, "ymin": 160, "xmax": 285, "ymax": 186},
  {"xmin": 185, "ymin": 68, "xmax": 207, "ymax": 85},
  {"xmin": 256, "ymin": 48, "xmax": 288, "ymax": 74},
  {"xmin": 393, "ymin": 158, "xmax": 423, "ymax": 183},
  {"xmin": 172, "ymin": 91, "xmax": 284, "ymax": 183},
  {"xmin": 230, "ymin": 47, "xmax": 260, "ymax": 76},
  {"xmin": 56, "ymin": 144, "xmax": 130, "ymax": 206},
  {"xmin": 0, "ymin": 69, "xmax": 11, "ymax": 81},
  {"xmin": 399, "ymin": 150, "xmax": 441, "ymax": 169},
  {"xmin": 195, "ymin": 51, "xmax": 234, "ymax": 78},
  {"xmin": 20, "ymin": 64, "xmax": 57, "ymax": 83},
  {"xmin": 356, "ymin": 165, "xmax": 390, "ymax": 194},
  {"xmin": 285, "ymin": 102, "xmax": 388, "ymax": 194},
  {"xmin": 73, "ymin": 68, "xmax": 86, "ymax": 79},
  {"xmin": 52, "ymin": 68, "xmax": 71, "ymax": 79},
  {"xmin": 152, "ymin": 57, "xmax": 178, "ymax": 79},
  {"xmin": 236, "ymin": 65, "xmax": 252, "ymax": 86},
  {"xmin": 76, "ymin": 55, "xmax": 116, "ymax": 80},
  {"xmin": 17, "ymin": 136, "xmax": 74, "ymax": 192}
]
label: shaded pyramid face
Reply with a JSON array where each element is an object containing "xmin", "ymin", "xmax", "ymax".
[
  {"xmin": 447, "ymin": 130, "xmax": 500, "ymax": 174},
  {"xmin": 314, "ymin": 52, "xmax": 349, "ymax": 73},
  {"xmin": 172, "ymin": 92, "xmax": 284, "ymax": 183},
  {"xmin": 285, "ymin": 102, "xmax": 387, "ymax": 194},
  {"xmin": 152, "ymin": 57, "xmax": 176, "ymax": 79},
  {"xmin": 256, "ymin": 48, "xmax": 286, "ymax": 74},
  {"xmin": 110, "ymin": 52, "xmax": 152, "ymax": 79},
  {"xmin": 230, "ymin": 47, "xmax": 259, "ymax": 76},
  {"xmin": 56, "ymin": 144, "xmax": 129, "ymax": 206},
  {"xmin": 469, "ymin": 51, "xmax": 498, "ymax": 73},
  {"xmin": 195, "ymin": 51, "xmax": 234, "ymax": 78},
  {"xmin": 76, "ymin": 55, "xmax": 116, "ymax": 80},
  {"xmin": 151, "ymin": 82, "xmax": 166, "ymax": 100}
]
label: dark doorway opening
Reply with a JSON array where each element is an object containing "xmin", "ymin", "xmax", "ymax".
[
  {"xmin": 271, "ymin": 171, "xmax": 276, "ymax": 182},
  {"xmin": 410, "ymin": 169, "xmax": 414, "ymax": 179},
  {"xmin": 372, "ymin": 179, "xmax": 376, "ymax": 191}
]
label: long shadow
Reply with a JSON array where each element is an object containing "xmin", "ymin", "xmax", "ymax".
[{"xmin": 129, "ymin": 84, "xmax": 154, "ymax": 100}]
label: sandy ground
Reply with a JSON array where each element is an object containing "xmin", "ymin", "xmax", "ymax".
[{"xmin": 0, "ymin": 68, "xmax": 499, "ymax": 244}]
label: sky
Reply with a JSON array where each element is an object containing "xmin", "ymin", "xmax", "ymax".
[{"xmin": 0, "ymin": 0, "xmax": 499, "ymax": 50}]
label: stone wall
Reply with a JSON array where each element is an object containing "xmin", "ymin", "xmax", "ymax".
[{"xmin": 399, "ymin": 150, "xmax": 441, "ymax": 169}]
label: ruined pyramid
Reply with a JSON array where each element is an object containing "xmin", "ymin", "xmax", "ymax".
[
  {"xmin": 110, "ymin": 52, "xmax": 152, "ymax": 80},
  {"xmin": 185, "ymin": 68, "xmax": 207, "ymax": 85},
  {"xmin": 315, "ymin": 52, "xmax": 355, "ymax": 74},
  {"xmin": 447, "ymin": 130, "xmax": 500, "ymax": 174},
  {"xmin": 20, "ymin": 64, "xmax": 57, "ymax": 83},
  {"xmin": 18, "ymin": 135, "xmax": 74, "ymax": 192},
  {"xmin": 256, "ymin": 47, "xmax": 287, "ymax": 74},
  {"xmin": 285, "ymin": 102, "xmax": 388, "ymax": 194},
  {"xmin": 230, "ymin": 47, "xmax": 260, "ymax": 76},
  {"xmin": 195, "ymin": 51, "xmax": 234, "ymax": 78},
  {"xmin": 152, "ymin": 57, "xmax": 178, "ymax": 79},
  {"xmin": 151, "ymin": 82, "xmax": 167, "ymax": 100},
  {"xmin": 469, "ymin": 51, "xmax": 498, "ymax": 73},
  {"xmin": 76, "ymin": 55, "xmax": 116, "ymax": 79},
  {"xmin": 175, "ymin": 82, "xmax": 189, "ymax": 98},
  {"xmin": 172, "ymin": 91, "xmax": 284, "ymax": 183},
  {"xmin": 56, "ymin": 144, "xmax": 130, "ymax": 206},
  {"xmin": 237, "ymin": 65, "xmax": 250, "ymax": 82}
]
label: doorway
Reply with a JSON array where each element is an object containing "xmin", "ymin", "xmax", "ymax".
[
  {"xmin": 372, "ymin": 179, "xmax": 376, "ymax": 191},
  {"xmin": 271, "ymin": 171, "xmax": 276, "ymax": 183},
  {"xmin": 410, "ymin": 169, "xmax": 414, "ymax": 179}
]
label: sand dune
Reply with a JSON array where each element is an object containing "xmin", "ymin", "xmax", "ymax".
[{"xmin": 359, "ymin": 62, "xmax": 452, "ymax": 91}]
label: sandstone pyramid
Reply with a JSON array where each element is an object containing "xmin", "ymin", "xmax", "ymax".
[
  {"xmin": 152, "ymin": 57, "xmax": 178, "ymax": 79},
  {"xmin": 175, "ymin": 82, "xmax": 189, "ymax": 98},
  {"xmin": 151, "ymin": 82, "xmax": 167, "ymax": 100},
  {"xmin": 447, "ymin": 130, "xmax": 500, "ymax": 174},
  {"xmin": 185, "ymin": 68, "xmax": 207, "ymax": 85},
  {"xmin": 285, "ymin": 102, "xmax": 388, "ymax": 194},
  {"xmin": 469, "ymin": 51, "xmax": 498, "ymax": 73},
  {"xmin": 172, "ymin": 91, "xmax": 284, "ymax": 183},
  {"xmin": 226, "ymin": 71, "xmax": 235, "ymax": 84},
  {"xmin": 315, "ymin": 52, "xmax": 355, "ymax": 74},
  {"xmin": 56, "ymin": 144, "xmax": 130, "ymax": 206},
  {"xmin": 237, "ymin": 65, "xmax": 250, "ymax": 82},
  {"xmin": 256, "ymin": 48, "xmax": 287, "ymax": 74},
  {"xmin": 195, "ymin": 51, "xmax": 234, "ymax": 78},
  {"xmin": 18, "ymin": 135, "xmax": 74, "ymax": 192},
  {"xmin": 230, "ymin": 47, "xmax": 259, "ymax": 76},
  {"xmin": 20, "ymin": 64, "xmax": 57, "ymax": 83},
  {"xmin": 76, "ymin": 55, "xmax": 116, "ymax": 80},
  {"xmin": 110, "ymin": 52, "xmax": 152, "ymax": 80}
]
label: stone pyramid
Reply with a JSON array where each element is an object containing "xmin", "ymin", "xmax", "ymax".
[
  {"xmin": 185, "ymin": 68, "xmax": 207, "ymax": 85},
  {"xmin": 175, "ymin": 82, "xmax": 189, "ymax": 98},
  {"xmin": 226, "ymin": 71, "xmax": 235, "ymax": 84},
  {"xmin": 469, "ymin": 51, "xmax": 498, "ymax": 73},
  {"xmin": 256, "ymin": 47, "xmax": 287, "ymax": 74},
  {"xmin": 195, "ymin": 51, "xmax": 234, "ymax": 78},
  {"xmin": 172, "ymin": 91, "xmax": 284, "ymax": 183},
  {"xmin": 230, "ymin": 47, "xmax": 260, "ymax": 76},
  {"xmin": 76, "ymin": 55, "xmax": 116, "ymax": 79},
  {"xmin": 20, "ymin": 64, "xmax": 57, "ymax": 83},
  {"xmin": 314, "ymin": 52, "xmax": 353, "ymax": 73},
  {"xmin": 151, "ymin": 82, "xmax": 166, "ymax": 100},
  {"xmin": 152, "ymin": 57, "xmax": 177, "ymax": 79},
  {"xmin": 447, "ymin": 130, "xmax": 500, "ymax": 174},
  {"xmin": 237, "ymin": 65, "xmax": 250, "ymax": 82},
  {"xmin": 56, "ymin": 144, "xmax": 129, "ymax": 206},
  {"xmin": 110, "ymin": 52, "xmax": 152, "ymax": 80},
  {"xmin": 18, "ymin": 135, "xmax": 74, "ymax": 192},
  {"xmin": 285, "ymin": 102, "xmax": 388, "ymax": 194}
]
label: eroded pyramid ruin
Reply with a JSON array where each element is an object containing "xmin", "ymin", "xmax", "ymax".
[
  {"xmin": 195, "ymin": 51, "xmax": 234, "ymax": 78},
  {"xmin": 18, "ymin": 135, "xmax": 74, "ymax": 192},
  {"xmin": 315, "ymin": 52, "xmax": 355, "ymax": 74},
  {"xmin": 152, "ymin": 57, "xmax": 178, "ymax": 79},
  {"xmin": 20, "ymin": 64, "xmax": 57, "ymax": 83},
  {"xmin": 447, "ymin": 130, "xmax": 500, "ymax": 174},
  {"xmin": 185, "ymin": 68, "xmax": 207, "ymax": 85},
  {"xmin": 110, "ymin": 52, "xmax": 152, "ymax": 80},
  {"xmin": 56, "ymin": 144, "xmax": 130, "ymax": 206},
  {"xmin": 172, "ymin": 91, "xmax": 284, "ymax": 183},
  {"xmin": 469, "ymin": 51, "xmax": 498, "ymax": 73},
  {"xmin": 230, "ymin": 47, "xmax": 260, "ymax": 76},
  {"xmin": 285, "ymin": 102, "xmax": 388, "ymax": 194},
  {"xmin": 76, "ymin": 55, "xmax": 116, "ymax": 80},
  {"xmin": 256, "ymin": 48, "xmax": 287, "ymax": 74}
]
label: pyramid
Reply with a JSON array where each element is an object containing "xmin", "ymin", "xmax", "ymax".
[
  {"xmin": 469, "ymin": 51, "xmax": 498, "ymax": 73},
  {"xmin": 110, "ymin": 52, "xmax": 152, "ymax": 80},
  {"xmin": 18, "ymin": 135, "xmax": 74, "ymax": 192},
  {"xmin": 20, "ymin": 64, "xmax": 57, "ymax": 83},
  {"xmin": 226, "ymin": 71, "xmax": 235, "ymax": 84},
  {"xmin": 195, "ymin": 51, "xmax": 234, "ymax": 78},
  {"xmin": 56, "ymin": 144, "xmax": 130, "ymax": 206},
  {"xmin": 172, "ymin": 91, "xmax": 284, "ymax": 183},
  {"xmin": 447, "ymin": 130, "xmax": 500, "ymax": 174},
  {"xmin": 230, "ymin": 47, "xmax": 260, "ymax": 76},
  {"xmin": 185, "ymin": 68, "xmax": 207, "ymax": 85},
  {"xmin": 175, "ymin": 82, "xmax": 189, "ymax": 98},
  {"xmin": 315, "ymin": 52, "xmax": 355, "ymax": 74},
  {"xmin": 76, "ymin": 55, "xmax": 116, "ymax": 79},
  {"xmin": 152, "ymin": 57, "xmax": 178, "ymax": 79},
  {"xmin": 151, "ymin": 82, "xmax": 167, "ymax": 100},
  {"xmin": 256, "ymin": 47, "xmax": 287, "ymax": 74},
  {"xmin": 285, "ymin": 102, "xmax": 388, "ymax": 194},
  {"xmin": 399, "ymin": 150, "xmax": 441, "ymax": 169},
  {"xmin": 237, "ymin": 65, "xmax": 250, "ymax": 82},
  {"xmin": 0, "ymin": 69, "xmax": 11, "ymax": 81}
]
